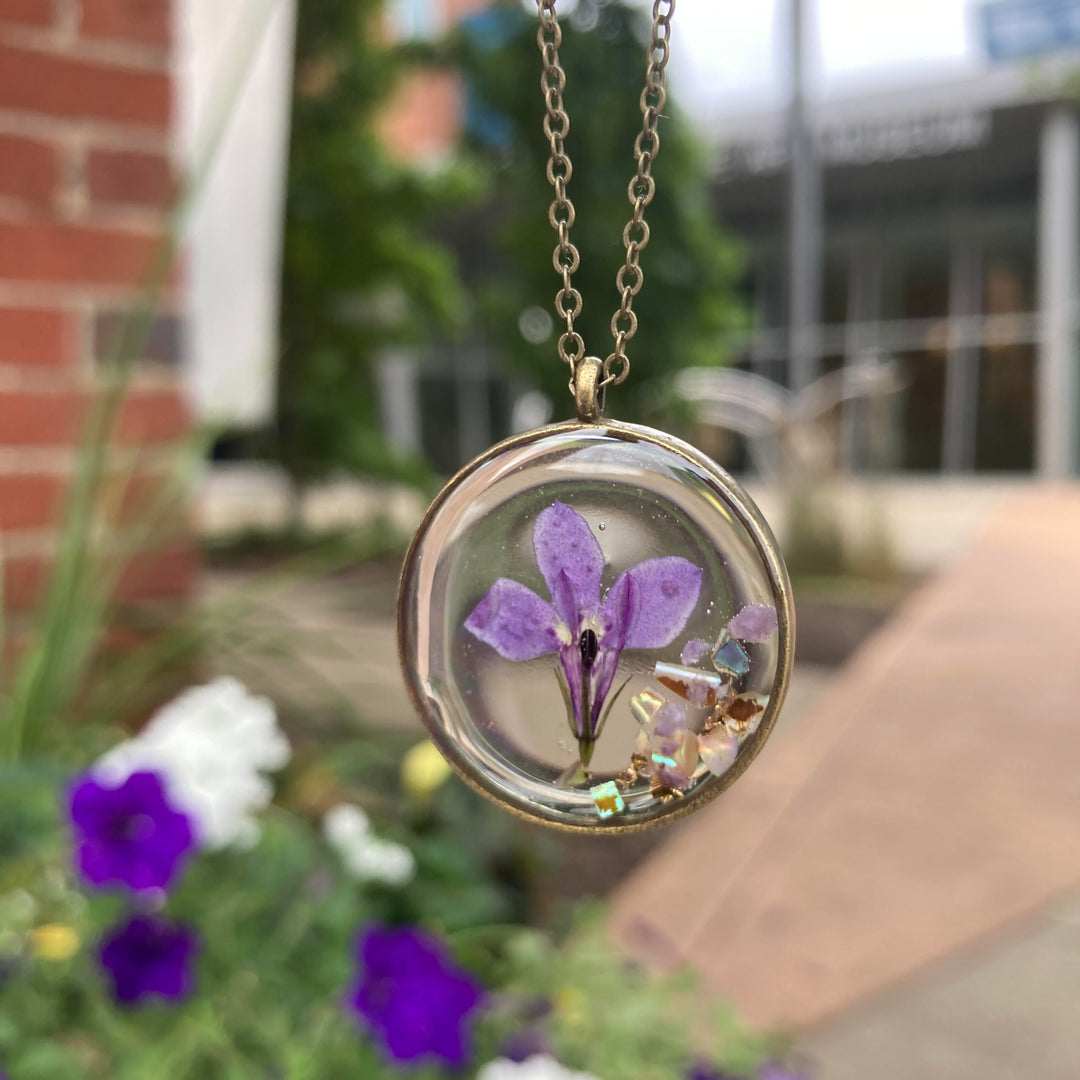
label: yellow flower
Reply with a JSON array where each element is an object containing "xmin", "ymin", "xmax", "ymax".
[
  {"xmin": 401, "ymin": 741, "xmax": 452, "ymax": 801},
  {"xmin": 30, "ymin": 923, "xmax": 80, "ymax": 962},
  {"xmin": 555, "ymin": 986, "xmax": 588, "ymax": 1028}
]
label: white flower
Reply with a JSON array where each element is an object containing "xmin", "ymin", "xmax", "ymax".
[
  {"xmin": 95, "ymin": 678, "xmax": 290, "ymax": 851},
  {"xmin": 323, "ymin": 804, "xmax": 415, "ymax": 887},
  {"xmin": 477, "ymin": 1056, "xmax": 604, "ymax": 1080}
]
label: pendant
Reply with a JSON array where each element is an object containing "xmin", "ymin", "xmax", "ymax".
[{"xmin": 397, "ymin": 419, "xmax": 794, "ymax": 832}]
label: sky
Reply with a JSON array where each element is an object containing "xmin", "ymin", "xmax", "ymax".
[{"xmin": 660, "ymin": 0, "xmax": 982, "ymax": 117}]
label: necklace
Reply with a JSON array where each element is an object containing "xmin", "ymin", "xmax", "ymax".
[{"xmin": 397, "ymin": 0, "xmax": 793, "ymax": 833}]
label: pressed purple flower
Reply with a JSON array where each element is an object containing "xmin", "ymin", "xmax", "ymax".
[
  {"xmin": 726, "ymin": 604, "xmax": 778, "ymax": 643},
  {"xmin": 465, "ymin": 501, "xmax": 702, "ymax": 766},
  {"xmin": 99, "ymin": 914, "xmax": 198, "ymax": 1006},
  {"xmin": 348, "ymin": 925, "xmax": 484, "ymax": 1067},
  {"xmin": 68, "ymin": 770, "xmax": 195, "ymax": 893}
]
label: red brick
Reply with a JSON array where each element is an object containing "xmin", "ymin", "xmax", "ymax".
[
  {"xmin": 79, "ymin": 0, "xmax": 169, "ymax": 46},
  {"xmin": 3, "ymin": 554, "xmax": 46, "ymax": 610},
  {"xmin": 115, "ymin": 387, "xmax": 187, "ymax": 443},
  {"xmin": 0, "ymin": 44, "xmax": 170, "ymax": 127},
  {"xmin": 87, "ymin": 148, "xmax": 172, "ymax": 208},
  {"xmin": 0, "ymin": 0, "xmax": 53, "ymax": 27},
  {"xmin": 0, "ymin": 308, "xmax": 70, "ymax": 366},
  {"xmin": 0, "ymin": 472, "xmax": 65, "ymax": 529},
  {"xmin": 0, "ymin": 470, "xmax": 172, "ymax": 532},
  {"xmin": 116, "ymin": 543, "xmax": 197, "ymax": 602},
  {"xmin": 0, "ymin": 222, "xmax": 158, "ymax": 287},
  {"xmin": 0, "ymin": 387, "xmax": 187, "ymax": 447},
  {"xmin": 102, "ymin": 468, "xmax": 172, "ymax": 524},
  {"xmin": 3, "ymin": 544, "xmax": 196, "ymax": 612},
  {"xmin": 0, "ymin": 390, "xmax": 83, "ymax": 445},
  {"xmin": 0, "ymin": 133, "xmax": 58, "ymax": 207}
]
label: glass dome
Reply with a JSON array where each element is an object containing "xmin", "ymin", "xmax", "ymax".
[{"xmin": 398, "ymin": 421, "xmax": 794, "ymax": 832}]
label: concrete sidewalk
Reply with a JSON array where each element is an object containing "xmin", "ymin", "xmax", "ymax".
[
  {"xmin": 608, "ymin": 487, "xmax": 1080, "ymax": 1074},
  {"xmin": 802, "ymin": 892, "xmax": 1080, "ymax": 1080}
]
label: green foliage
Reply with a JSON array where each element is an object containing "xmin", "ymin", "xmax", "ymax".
[
  {"xmin": 276, "ymin": 0, "xmax": 482, "ymax": 485},
  {"xmin": 455, "ymin": 0, "xmax": 746, "ymax": 422},
  {"xmin": 0, "ymin": 748, "xmax": 773, "ymax": 1079}
]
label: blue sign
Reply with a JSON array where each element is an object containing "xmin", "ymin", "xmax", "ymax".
[{"xmin": 980, "ymin": 0, "xmax": 1080, "ymax": 61}]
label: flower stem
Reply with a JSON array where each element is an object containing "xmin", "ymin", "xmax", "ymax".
[{"xmin": 578, "ymin": 737, "xmax": 595, "ymax": 769}]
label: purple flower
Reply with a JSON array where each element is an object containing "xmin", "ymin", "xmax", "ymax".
[
  {"xmin": 68, "ymin": 771, "xmax": 195, "ymax": 893},
  {"xmin": 465, "ymin": 501, "xmax": 702, "ymax": 766},
  {"xmin": 500, "ymin": 1024, "xmax": 552, "ymax": 1063},
  {"xmin": 348, "ymin": 925, "xmax": 484, "ymax": 1067},
  {"xmin": 687, "ymin": 1062, "xmax": 742, "ymax": 1080},
  {"xmin": 99, "ymin": 914, "xmax": 198, "ymax": 1006}
]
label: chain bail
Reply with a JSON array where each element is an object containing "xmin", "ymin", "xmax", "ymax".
[{"xmin": 574, "ymin": 355, "xmax": 605, "ymax": 423}]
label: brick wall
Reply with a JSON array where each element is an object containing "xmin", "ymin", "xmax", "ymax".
[{"xmin": 0, "ymin": 0, "xmax": 194, "ymax": 619}]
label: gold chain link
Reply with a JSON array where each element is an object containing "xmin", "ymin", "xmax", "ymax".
[{"xmin": 535, "ymin": 0, "xmax": 674, "ymax": 396}]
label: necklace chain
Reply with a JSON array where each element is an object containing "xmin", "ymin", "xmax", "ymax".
[{"xmin": 535, "ymin": 0, "xmax": 674, "ymax": 396}]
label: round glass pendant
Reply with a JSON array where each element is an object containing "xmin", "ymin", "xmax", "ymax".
[{"xmin": 398, "ymin": 421, "xmax": 794, "ymax": 832}]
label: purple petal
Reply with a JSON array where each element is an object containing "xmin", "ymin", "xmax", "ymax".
[
  {"xmin": 358, "ymin": 925, "xmax": 442, "ymax": 977},
  {"xmin": 533, "ymin": 502, "xmax": 604, "ymax": 617},
  {"xmin": 726, "ymin": 603, "xmax": 778, "ymax": 643},
  {"xmin": 680, "ymin": 638, "xmax": 711, "ymax": 665},
  {"xmin": 99, "ymin": 914, "xmax": 198, "ymax": 1006},
  {"xmin": 610, "ymin": 557, "xmax": 703, "ymax": 649},
  {"xmin": 464, "ymin": 579, "xmax": 561, "ymax": 660},
  {"xmin": 597, "ymin": 571, "xmax": 639, "ymax": 651},
  {"xmin": 349, "ymin": 924, "xmax": 483, "ymax": 1067},
  {"xmin": 549, "ymin": 568, "xmax": 580, "ymax": 633},
  {"xmin": 559, "ymin": 646, "xmax": 583, "ymax": 733},
  {"xmin": 590, "ymin": 647, "xmax": 623, "ymax": 724}
]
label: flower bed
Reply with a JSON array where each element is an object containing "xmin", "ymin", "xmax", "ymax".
[{"xmin": 0, "ymin": 678, "xmax": 807, "ymax": 1079}]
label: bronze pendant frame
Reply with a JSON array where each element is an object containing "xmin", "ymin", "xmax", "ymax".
[{"xmin": 396, "ymin": 418, "xmax": 795, "ymax": 834}]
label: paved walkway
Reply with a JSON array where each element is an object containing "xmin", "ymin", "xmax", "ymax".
[
  {"xmin": 803, "ymin": 893, "xmax": 1080, "ymax": 1080},
  {"xmin": 608, "ymin": 487, "xmax": 1080, "ymax": 1074}
]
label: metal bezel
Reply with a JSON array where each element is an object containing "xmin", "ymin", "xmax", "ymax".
[{"xmin": 396, "ymin": 419, "xmax": 795, "ymax": 834}]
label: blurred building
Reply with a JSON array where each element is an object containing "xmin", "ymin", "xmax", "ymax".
[
  {"xmin": 376, "ymin": 0, "xmax": 1080, "ymax": 480},
  {"xmin": 377, "ymin": 0, "xmax": 518, "ymax": 474},
  {"xmin": 708, "ymin": 26, "xmax": 1080, "ymax": 477},
  {"xmin": 379, "ymin": 0, "xmax": 491, "ymax": 163}
]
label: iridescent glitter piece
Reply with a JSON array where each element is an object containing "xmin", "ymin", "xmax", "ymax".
[
  {"xmin": 698, "ymin": 725, "xmax": 739, "ymax": 777},
  {"xmin": 634, "ymin": 702, "xmax": 698, "ymax": 790},
  {"xmin": 723, "ymin": 692, "xmax": 769, "ymax": 736},
  {"xmin": 712, "ymin": 634, "xmax": 750, "ymax": 677},
  {"xmin": 629, "ymin": 688, "xmax": 664, "ymax": 726},
  {"xmin": 590, "ymin": 780, "xmax": 625, "ymax": 819},
  {"xmin": 653, "ymin": 662, "xmax": 729, "ymax": 706}
]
